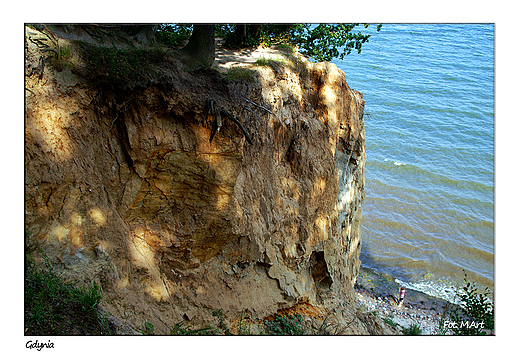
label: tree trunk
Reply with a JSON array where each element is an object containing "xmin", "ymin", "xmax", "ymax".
[
  {"xmin": 236, "ymin": 24, "xmax": 246, "ymax": 46},
  {"xmin": 179, "ymin": 24, "xmax": 215, "ymax": 70},
  {"xmin": 248, "ymin": 24, "xmax": 261, "ymax": 41}
]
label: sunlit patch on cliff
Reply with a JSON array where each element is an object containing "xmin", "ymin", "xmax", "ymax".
[
  {"xmin": 336, "ymin": 177, "xmax": 355, "ymax": 214},
  {"xmin": 49, "ymin": 221, "xmax": 70, "ymax": 242},
  {"xmin": 26, "ymin": 107, "xmax": 73, "ymax": 161},
  {"xmin": 88, "ymin": 208, "xmax": 106, "ymax": 226},
  {"xmin": 128, "ymin": 227, "xmax": 170, "ymax": 301},
  {"xmin": 70, "ymin": 212, "xmax": 84, "ymax": 226},
  {"xmin": 315, "ymin": 215, "xmax": 330, "ymax": 241},
  {"xmin": 312, "ymin": 177, "xmax": 327, "ymax": 200},
  {"xmin": 129, "ymin": 228, "xmax": 156, "ymax": 267}
]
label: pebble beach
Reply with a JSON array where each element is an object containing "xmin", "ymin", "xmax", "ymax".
[{"xmin": 355, "ymin": 267, "xmax": 452, "ymax": 335}]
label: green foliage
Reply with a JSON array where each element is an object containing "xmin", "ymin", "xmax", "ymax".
[
  {"xmin": 142, "ymin": 310, "xmax": 248, "ymax": 335},
  {"xmin": 215, "ymin": 23, "xmax": 381, "ymax": 62},
  {"xmin": 48, "ymin": 43, "xmax": 73, "ymax": 71},
  {"xmin": 224, "ymin": 67, "xmax": 256, "ymax": 82},
  {"xmin": 219, "ymin": 24, "xmax": 297, "ymax": 49},
  {"xmin": 142, "ymin": 321, "xmax": 155, "ymax": 335},
  {"xmin": 264, "ymin": 313, "xmax": 304, "ymax": 335},
  {"xmin": 170, "ymin": 321, "xmax": 215, "ymax": 335},
  {"xmin": 274, "ymin": 43, "xmax": 296, "ymax": 54},
  {"xmin": 402, "ymin": 323, "xmax": 423, "ymax": 335},
  {"xmin": 292, "ymin": 24, "xmax": 377, "ymax": 61},
  {"xmin": 235, "ymin": 309, "xmax": 253, "ymax": 335},
  {"xmin": 215, "ymin": 24, "xmax": 258, "ymax": 49},
  {"xmin": 24, "ymin": 249, "xmax": 111, "ymax": 335},
  {"xmin": 81, "ymin": 43, "xmax": 168, "ymax": 87},
  {"xmin": 383, "ymin": 314, "xmax": 399, "ymax": 328},
  {"xmin": 254, "ymin": 57, "xmax": 286, "ymax": 70},
  {"xmin": 212, "ymin": 309, "xmax": 232, "ymax": 335},
  {"xmin": 76, "ymin": 281, "xmax": 103, "ymax": 313},
  {"xmin": 159, "ymin": 23, "xmax": 380, "ymax": 62},
  {"xmin": 216, "ymin": 24, "xmax": 242, "ymax": 47},
  {"xmin": 156, "ymin": 24, "xmax": 193, "ymax": 47},
  {"xmin": 144, "ymin": 309, "xmax": 253, "ymax": 335},
  {"xmin": 140, "ymin": 320, "xmax": 216, "ymax": 335},
  {"xmin": 445, "ymin": 271, "xmax": 494, "ymax": 335},
  {"xmin": 28, "ymin": 24, "xmax": 73, "ymax": 72}
]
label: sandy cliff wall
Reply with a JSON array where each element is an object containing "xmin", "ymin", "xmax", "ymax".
[{"xmin": 24, "ymin": 26, "xmax": 366, "ymax": 333}]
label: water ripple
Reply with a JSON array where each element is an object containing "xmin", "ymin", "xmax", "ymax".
[{"xmin": 338, "ymin": 24, "xmax": 494, "ymax": 291}]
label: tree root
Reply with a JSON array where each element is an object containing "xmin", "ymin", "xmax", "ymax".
[
  {"xmin": 221, "ymin": 109, "xmax": 253, "ymax": 145},
  {"xmin": 206, "ymin": 99, "xmax": 253, "ymax": 145}
]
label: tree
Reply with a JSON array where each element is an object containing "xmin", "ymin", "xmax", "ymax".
[
  {"xmin": 288, "ymin": 24, "xmax": 382, "ymax": 62},
  {"xmin": 215, "ymin": 24, "xmax": 381, "ymax": 62},
  {"xmin": 178, "ymin": 24, "xmax": 215, "ymax": 70},
  {"xmin": 155, "ymin": 23, "xmax": 382, "ymax": 70}
]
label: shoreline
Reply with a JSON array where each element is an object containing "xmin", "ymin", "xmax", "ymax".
[{"xmin": 355, "ymin": 266, "xmax": 452, "ymax": 334}]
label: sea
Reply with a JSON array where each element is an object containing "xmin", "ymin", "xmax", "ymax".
[{"xmin": 334, "ymin": 24, "xmax": 494, "ymax": 303}]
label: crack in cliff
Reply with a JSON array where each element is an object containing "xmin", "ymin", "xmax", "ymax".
[{"xmin": 114, "ymin": 113, "xmax": 138, "ymax": 176}]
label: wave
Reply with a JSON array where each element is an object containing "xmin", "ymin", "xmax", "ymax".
[
  {"xmin": 368, "ymin": 158, "xmax": 494, "ymax": 197},
  {"xmin": 395, "ymin": 271, "xmax": 494, "ymax": 305},
  {"xmin": 395, "ymin": 277, "xmax": 461, "ymax": 304},
  {"xmin": 383, "ymin": 158, "xmax": 404, "ymax": 166}
]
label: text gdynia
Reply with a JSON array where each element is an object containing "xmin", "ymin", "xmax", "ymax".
[{"xmin": 26, "ymin": 340, "xmax": 54, "ymax": 351}]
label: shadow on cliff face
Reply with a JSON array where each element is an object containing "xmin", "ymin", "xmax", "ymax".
[
  {"xmin": 310, "ymin": 251, "xmax": 333, "ymax": 292},
  {"xmin": 25, "ymin": 80, "xmax": 250, "ymax": 308},
  {"xmin": 25, "ymin": 23, "xmax": 250, "ymax": 304}
]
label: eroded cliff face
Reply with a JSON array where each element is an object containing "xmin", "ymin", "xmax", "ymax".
[{"xmin": 24, "ymin": 27, "xmax": 366, "ymax": 334}]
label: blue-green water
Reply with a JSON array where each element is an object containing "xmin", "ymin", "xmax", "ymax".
[{"xmin": 335, "ymin": 24, "xmax": 494, "ymax": 301}]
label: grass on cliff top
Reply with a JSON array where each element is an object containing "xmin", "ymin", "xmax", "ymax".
[
  {"xmin": 223, "ymin": 66, "xmax": 257, "ymax": 82},
  {"xmin": 79, "ymin": 43, "xmax": 170, "ymax": 87},
  {"xmin": 254, "ymin": 57, "xmax": 287, "ymax": 70},
  {"xmin": 24, "ymin": 248, "xmax": 112, "ymax": 335}
]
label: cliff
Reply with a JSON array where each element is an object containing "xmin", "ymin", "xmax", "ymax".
[{"xmin": 24, "ymin": 25, "xmax": 373, "ymax": 334}]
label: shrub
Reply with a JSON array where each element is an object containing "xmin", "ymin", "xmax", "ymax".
[
  {"xmin": 212, "ymin": 309, "xmax": 233, "ymax": 335},
  {"xmin": 142, "ymin": 321, "xmax": 155, "ymax": 335},
  {"xmin": 444, "ymin": 271, "xmax": 494, "ymax": 335},
  {"xmin": 156, "ymin": 24, "xmax": 193, "ymax": 47},
  {"xmin": 274, "ymin": 43, "xmax": 296, "ymax": 54},
  {"xmin": 402, "ymin": 323, "xmax": 423, "ymax": 335},
  {"xmin": 170, "ymin": 321, "xmax": 215, "ymax": 335},
  {"xmin": 264, "ymin": 313, "xmax": 304, "ymax": 335},
  {"xmin": 383, "ymin": 314, "xmax": 399, "ymax": 328}
]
